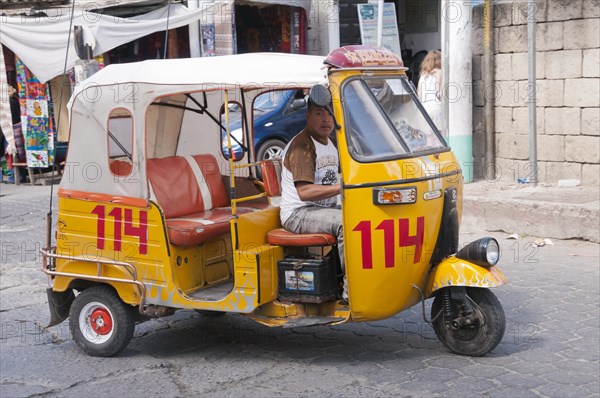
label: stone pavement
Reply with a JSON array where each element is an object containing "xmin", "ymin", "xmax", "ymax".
[
  {"xmin": 463, "ymin": 181, "xmax": 600, "ymax": 243},
  {"xmin": 0, "ymin": 182, "xmax": 599, "ymax": 397}
]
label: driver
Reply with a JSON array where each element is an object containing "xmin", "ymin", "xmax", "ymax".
[{"xmin": 279, "ymin": 96, "xmax": 348, "ymax": 302}]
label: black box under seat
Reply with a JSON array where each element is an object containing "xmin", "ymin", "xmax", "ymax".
[{"xmin": 277, "ymin": 254, "xmax": 337, "ymax": 303}]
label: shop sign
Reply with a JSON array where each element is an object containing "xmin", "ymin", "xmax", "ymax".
[
  {"xmin": 325, "ymin": 45, "xmax": 404, "ymax": 69},
  {"xmin": 357, "ymin": 2, "xmax": 402, "ymax": 57}
]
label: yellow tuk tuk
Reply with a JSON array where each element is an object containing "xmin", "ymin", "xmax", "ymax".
[{"xmin": 43, "ymin": 46, "xmax": 507, "ymax": 357}]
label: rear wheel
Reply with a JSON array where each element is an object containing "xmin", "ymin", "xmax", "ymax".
[
  {"xmin": 431, "ymin": 287, "xmax": 505, "ymax": 356},
  {"xmin": 256, "ymin": 139, "xmax": 286, "ymax": 162},
  {"xmin": 69, "ymin": 285, "xmax": 135, "ymax": 357}
]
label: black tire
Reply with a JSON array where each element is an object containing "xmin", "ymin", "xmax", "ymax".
[
  {"xmin": 69, "ymin": 285, "xmax": 135, "ymax": 357},
  {"xmin": 194, "ymin": 309, "xmax": 226, "ymax": 317},
  {"xmin": 256, "ymin": 139, "xmax": 286, "ymax": 162},
  {"xmin": 431, "ymin": 287, "xmax": 505, "ymax": 357}
]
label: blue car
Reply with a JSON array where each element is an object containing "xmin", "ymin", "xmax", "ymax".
[{"xmin": 222, "ymin": 89, "xmax": 307, "ymax": 161}]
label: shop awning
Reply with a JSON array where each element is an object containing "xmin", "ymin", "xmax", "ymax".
[
  {"xmin": 0, "ymin": 0, "xmax": 68, "ymax": 9},
  {"xmin": 0, "ymin": 3, "xmax": 209, "ymax": 83}
]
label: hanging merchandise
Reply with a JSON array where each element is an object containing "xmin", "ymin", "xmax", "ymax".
[
  {"xmin": 16, "ymin": 57, "xmax": 55, "ymax": 168},
  {"xmin": 290, "ymin": 7, "xmax": 306, "ymax": 54},
  {"xmin": 201, "ymin": 23, "xmax": 216, "ymax": 56},
  {"xmin": 234, "ymin": 4, "xmax": 306, "ymax": 55},
  {"xmin": 280, "ymin": 7, "xmax": 290, "ymax": 53}
]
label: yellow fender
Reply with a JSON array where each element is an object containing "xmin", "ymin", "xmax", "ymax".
[
  {"xmin": 52, "ymin": 260, "xmax": 142, "ymax": 306},
  {"xmin": 425, "ymin": 256, "xmax": 507, "ymax": 297}
]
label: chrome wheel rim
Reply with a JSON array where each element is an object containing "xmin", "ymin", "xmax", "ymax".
[
  {"xmin": 79, "ymin": 301, "xmax": 114, "ymax": 344},
  {"xmin": 263, "ymin": 146, "xmax": 283, "ymax": 160}
]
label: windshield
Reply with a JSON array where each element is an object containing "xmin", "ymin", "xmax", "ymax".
[
  {"xmin": 253, "ymin": 90, "xmax": 289, "ymax": 114},
  {"xmin": 343, "ymin": 76, "xmax": 446, "ymax": 162}
]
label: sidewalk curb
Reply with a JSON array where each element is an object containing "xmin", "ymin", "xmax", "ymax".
[{"xmin": 462, "ymin": 182, "xmax": 600, "ymax": 243}]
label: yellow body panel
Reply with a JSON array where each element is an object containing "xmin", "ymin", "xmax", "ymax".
[
  {"xmin": 425, "ymin": 257, "xmax": 508, "ymax": 296},
  {"xmin": 249, "ymin": 301, "xmax": 350, "ymax": 327},
  {"xmin": 329, "ymin": 69, "xmax": 465, "ymax": 321},
  {"xmin": 171, "ymin": 238, "xmax": 232, "ymax": 294},
  {"xmin": 233, "ymin": 207, "xmax": 284, "ymax": 304},
  {"xmin": 55, "ymin": 196, "xmax": 166, "ymax": 306},
  {"xmin": 54, "ymin": 196, "xmax": 282, "ymax": 313},
  {"xmin": 51, "ymin": 261, "xmax": 142, "ymax": 305}
]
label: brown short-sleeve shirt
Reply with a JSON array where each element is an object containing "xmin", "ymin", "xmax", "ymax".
[{"xmin": 283, "ymin": 129, "xmax": 316, "ymax": 184}]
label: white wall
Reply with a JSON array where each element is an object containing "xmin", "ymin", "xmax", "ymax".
[
  {"xmin": 308, "ymin": 0, "xmax": 340, "ymax": 55},
  {"xmin": 403, "ymin": 32, "xmax": 441, "ymax": 54}
]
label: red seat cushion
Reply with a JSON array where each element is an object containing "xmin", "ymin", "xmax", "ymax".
[
  {"xmin": 266, "ymin": 228, "xmax": 336, "ymax": 247},
  {"xmin": 147, "ymin": 154, "xmax": 228, "ymax": 219},
  {"xmin": 260, "ymin": 159, "xmax": 282, "ymax": 197},
  {"xmin": 147, "ymin": 154, "xmax": 266, "ymax": 247},
  {"xmin": 166, "ymin": 207, "xmax": 256, "ymax": 246}
]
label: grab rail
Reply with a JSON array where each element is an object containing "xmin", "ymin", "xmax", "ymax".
[
  {"xmin": 229, "ymin": 159, "xmax": 270, "ymax": 216},
  {"xmin": 41, "ymin": 246, "xmax": 146, "ymax": 314}
]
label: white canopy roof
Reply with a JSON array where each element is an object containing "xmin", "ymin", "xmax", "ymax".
[
  {"xmin": 63, "ymin": 52, "xmax": 328, "ymax": 199},
  {"xmin": 73, "ymin": 52, "xmax": 328, "ymax": 95}
]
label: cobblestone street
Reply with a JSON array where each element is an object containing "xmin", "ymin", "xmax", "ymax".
[{"xmin": 1, "ymin": 184, "xmax": 599, "ymax": 397}]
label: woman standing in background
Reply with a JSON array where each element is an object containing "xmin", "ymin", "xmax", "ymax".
[
  {"xmin": 417, "ymin": 50, "xmax": 443, "ymax": 136},
  {"xmin": 2, "ymin": 85, "xmax": 26, "ymax": 183}
]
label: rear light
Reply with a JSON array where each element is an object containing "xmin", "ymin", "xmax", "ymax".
[
  {"xmin": 423, "ymin": 190, "xmax": 442, "ymax": 200},
  {"xmin": 373, "ymin": 187, "xmax": 416, "ymax": 205}
]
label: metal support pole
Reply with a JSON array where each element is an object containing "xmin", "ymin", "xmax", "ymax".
[
  {"xmin": 441, "ymin": 0, "xmax": 449, "ymax": 139},
  {"xmin": 188, "ymin": 0, "xmax": 201, "ymax": 58},
  {"xmin": 443, "ymin": 0, "xmax": 473, "ymax": 182},
  {"xmin": 328, "ymin": 0, "xmax": 340, "ymax": 52},
  {"xmin": 527, "ymin": 0, "xmax": 538, "ymax": 185},
  {"xmin": 376, "ymin": 0, "xmax": 384, "ymax": 47},
  {"xmin": 483, "ymin": 0, "xmax": 495, "ymax": 179}
]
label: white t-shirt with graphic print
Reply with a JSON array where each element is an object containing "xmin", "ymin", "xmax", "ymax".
[{"xmin": 279, "ymin": 129, "xmax": 340, "ymax": 225}]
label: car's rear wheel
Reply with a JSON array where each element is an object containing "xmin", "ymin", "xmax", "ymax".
[{"xmin": 256, "ymin": 139, "xmax": 286, "ymax": 161}]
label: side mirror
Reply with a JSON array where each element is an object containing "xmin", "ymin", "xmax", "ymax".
[
  {"xmin": 289, "ymin": 98, "xmax": 306, "ymax": 111},
  {"xmin": 308, "ymin": 84, "xmax": 332, "ymax": 108}
]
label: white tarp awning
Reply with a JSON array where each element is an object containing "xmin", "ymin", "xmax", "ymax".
[
  {"xmin": 1, "ymin": 0, "xmax": 312, "ymax": 83},
  {"xmin": 0, "ymin": 3, "xmax": 207, "ymax": 83}
]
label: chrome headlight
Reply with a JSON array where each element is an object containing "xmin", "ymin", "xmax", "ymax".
[
  {"xmin": 456, "ymin": 237, "xmax": 501, "ymax": 268},
  {"xmin": 485, "ymin": 238, "xmax": 500, "ymax": 265}
]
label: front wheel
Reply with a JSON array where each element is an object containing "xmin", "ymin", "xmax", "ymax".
[
  {"xmin": 431, "ymin": 287, "xmax": 505, "ymax": 356},
  {"xmin": 69, "ymin": 285, "xmax": 135, "ymax": 357}
]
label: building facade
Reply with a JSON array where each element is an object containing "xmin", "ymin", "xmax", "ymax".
[{"xmin": 472, "ymin": 0, "xmax": 599, "ymax": 186}]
